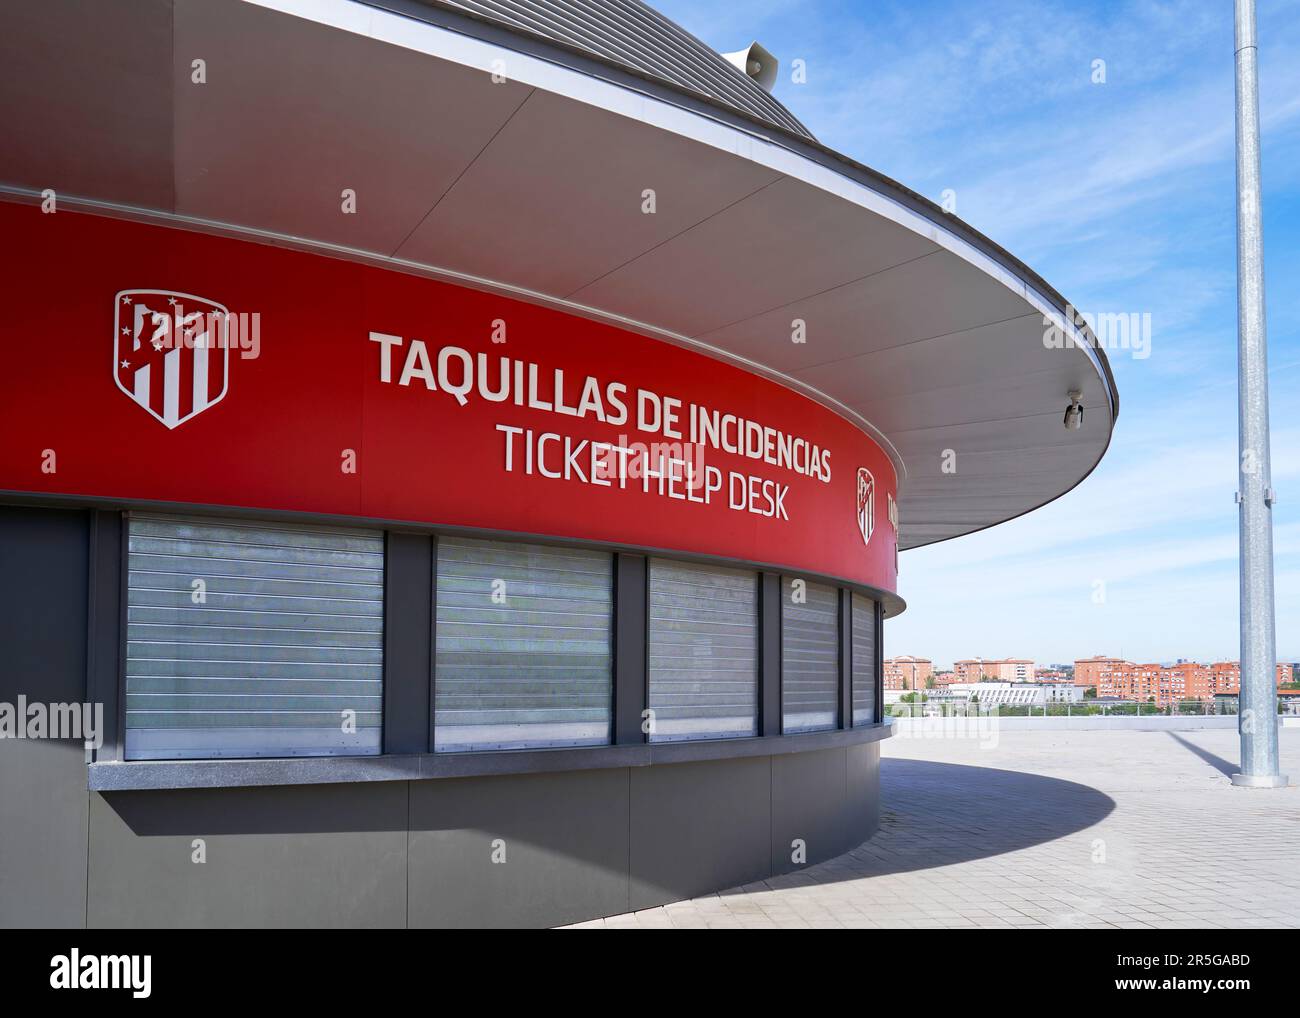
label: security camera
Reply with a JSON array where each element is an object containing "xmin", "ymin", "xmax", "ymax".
[{"xmin": 1063, "ymin": 390, "xmax": 1084, "ymax": 430}]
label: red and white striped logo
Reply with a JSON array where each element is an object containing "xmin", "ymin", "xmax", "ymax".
[
  {"xmin": 113, "ymin": 289, "xmax": 230, "ymax": 429},
  {"xmin": 856, "ymin": 466, "xmax": 875, "ymax": 546}
]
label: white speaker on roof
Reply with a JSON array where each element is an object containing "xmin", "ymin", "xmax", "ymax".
[{"xmin": 722, "ymin": 41, "xmax": 778, "ymax": 92}]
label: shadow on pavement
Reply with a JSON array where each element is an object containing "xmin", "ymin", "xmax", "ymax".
[
  {"xmin": 803, "ymin": 758, "xmax": 1117, "ymax": 880},
  {"xmin": 1166, "ymin": 732, "xmax": 1238, "ymax": 777}
]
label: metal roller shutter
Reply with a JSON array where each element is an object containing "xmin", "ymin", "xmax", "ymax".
[
  {"xmin": 125, "ymin": 513, "xmax": 384, "ymax": 760},
  {"xmin": 852, "ymin": 592, "xmax": 877, "ymax": 726},
  {"xmin": 648, "ymin": 558, "xmax": 758, "ymax": 742},
  {"xmin": 782, "ymin": 577, "xmax": 839, "ymax": 733},
  {"xmin": 434, "ymin": 536, "xmax": 613, "ymax": 752}
]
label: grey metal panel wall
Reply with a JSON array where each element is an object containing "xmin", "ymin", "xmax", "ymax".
[
  {"xmin": 851, "ymin": 592, "xmax": 876, "ymax": 726},
  {"xmin": 874, "ymin": 599, "xmax": 884, "ymax": 724},
  {"xmin": 838, "ymin": 588, "xmax": 852, "ymax": 729},
  {"xmin": 434, "ymin": 536, "xmax": 613, "ymax": 751},
  {"xmin": 781, "ymin": 577, "xmax": 839, "ymax": 733},
  {"xmin": 613, "ymin": 553, "xmax": 648, "ymax": 744},
  {"xmin": 79, "ymin": 740, "xmax": 882, "ymax": 928},
  {"xmin": 88, "ymin": 510, "xmax": 124, "ymax": 761},
  {"xmin": 407, "ymin": 766, "xmax": 630, "ymax": 927},
  {"xmin": 647, "ymin": 558, "xmax": 757, "ymax": 741},
  {"xmin": 87, "ymin": 784, "xmax": 408, "ymax": 928},
  {"xmin": 628, "ymin": 755, "xmax": 770, "ymax": 910},
  {"xmin": 124, "ymin": 514, "xmax": 385, "ymax": 759},
  {"xmin": 844, "ymin": 740, "xmax": 882, "ymax": 848},
  {"xmin": 770, "ymin": 745, "xmax": 850, "ymax": 875},
  {"xmin": 422, "ymin": 0, "xmax": 815, "ymax": 139},
  {"xmin": 759, "ymin": 572, "xmax": 780, "ymax": 736},
  {"xmin": 0, "ymin": 507, "xmax": 91, "ymax": 928},
  {"xmin": 383, "ymin": 532, "xmax": 433, "ymax": 754}
]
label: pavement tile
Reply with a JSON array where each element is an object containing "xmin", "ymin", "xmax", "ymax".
[{"xmin": 567, "ymin": 730, "xmax": 1300, "ymax": 930}]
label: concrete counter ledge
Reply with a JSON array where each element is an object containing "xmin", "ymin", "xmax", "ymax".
[{"xmin": 88, "ymin": 724, "xmax": 894, "ymax": 791}]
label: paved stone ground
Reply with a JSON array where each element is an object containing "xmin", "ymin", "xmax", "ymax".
[{"xmin": 571, "ymin": 728, "xmax": 1300, "ymax": 928}]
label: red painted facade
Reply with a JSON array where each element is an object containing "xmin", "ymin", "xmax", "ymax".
[{"xmin": 0, "ymin": 205, "xmax": 898, "ymax": 592}]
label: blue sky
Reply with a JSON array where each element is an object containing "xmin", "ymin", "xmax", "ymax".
[{"xmin": 657, "ymin": 0, "xmax": 1300, "ymax": 667}]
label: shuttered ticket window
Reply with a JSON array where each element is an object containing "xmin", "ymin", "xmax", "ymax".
[
  {"xmin": 851, "ymin": 592, "xmax": 877, "ymax": 726},
  {"xmin": 647, "ymin": 559, "xmax": 758, "ymax": 742},
  {"xmin": 434, "ymin": 537, "xmax": 613, "ymax": 752},
  {"xmin": 782, "ymin": 577, "xmax": 839, "ymax": 733},
  {"xmin": 125, "ymin": 514, "xmax": 384, "ymax": 760}
]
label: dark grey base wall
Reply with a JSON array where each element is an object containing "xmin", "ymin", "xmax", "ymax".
[
  {"xmin": 4, "ymin": 745, "xmax": 879, "ymax": 928},
  {"xmin": 0, "ymin": 507, "xmax": 91, "ymax": 928},
  {"xmin": 0, "ymin": 504, "xmax": 882, "ymax": 928},
  {"xmin": 403, "ymin": 745, "xmax": 880, "ymax": 927}
]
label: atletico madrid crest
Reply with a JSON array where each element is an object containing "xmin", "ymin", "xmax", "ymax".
[
  {"xmin": 856, "ymin": 466, "xmax": 874, "ymax": 546},
  {"xmin": 113, "ymin": 289, "xmax": 230, "ymax": 429}
]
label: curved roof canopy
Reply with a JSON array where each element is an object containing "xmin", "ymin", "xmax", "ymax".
[
  {"xmin": 0, "ymin": 0, "xmax": 1118, "ymax": 551},
  {"xmin": 417, "ymin": 0, "xmax": 816, "ymax": 139}
]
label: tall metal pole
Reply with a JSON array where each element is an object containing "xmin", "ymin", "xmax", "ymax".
[{"xmin": 1232, "ymin": 0, "xmax": 1286, "ymax": 788}]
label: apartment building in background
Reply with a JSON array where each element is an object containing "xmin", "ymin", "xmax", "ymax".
[
  {"xmin": 1073, "ymin": 656, "xmax": 1295, "ymax": 705},
  {"xmin": 953, "ymin": 658, "xmax": 1036, "ymax": 683},
  {"xmin": 1074, "ymin": 655, "xmax": 1126, "ymax": 688},
  {"xmin": 884, "ymin": 656, "xmax": 933, "ymax": 690}
]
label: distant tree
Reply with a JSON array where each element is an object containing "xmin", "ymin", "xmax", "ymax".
[
  {"xmin": 1084, "ymin": 687, "xmax": 1097, "ymax": 699},
  {"xmin": 925, "ymin": 676, "xmax": 936, "ymax": 690}
]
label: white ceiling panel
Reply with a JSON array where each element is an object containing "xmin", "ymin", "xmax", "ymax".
[
  {"xmin": 172, "ymin": 0, "xmax": 532, "ymax": 255},
  {"xmin": 872, "ymin": 368, "xmax": 1110, "ymax": 437},
  {"xmin": 569, "ymin": 175, "xmax": 939, "ymax": 336},
  {"xmin": 791, "ymin": 316, "xmax": 1044, "ymax": 399},
  {"xmin": 698, "ymin": 249, "xmax": 1036, "ymax": 375},
  {"xmin": 0, "ymin": 0, "xmax": 174, "ymax": 208},
  {"xmin": 395, "ymin": 89, "xmax": 782, "ymax": 296}
]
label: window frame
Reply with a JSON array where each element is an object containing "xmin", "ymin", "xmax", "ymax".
[
  {"xmin": 95, "ymin": 508, "xmax": 894, "ymax": 780},
  {"xmin": 431, "ymin": 533, "xmax": 616, "ymax": 754},
  {"xmin": 646, "ymin": 557, "xmax": 760, "ymax": 744},
  {"xmin": 120, "ymin": 514, "xmax": 387, "ymax": 759},
  {"xmin": 779, "ymin": 575, "xmax": 841, "ymax": 735}
]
